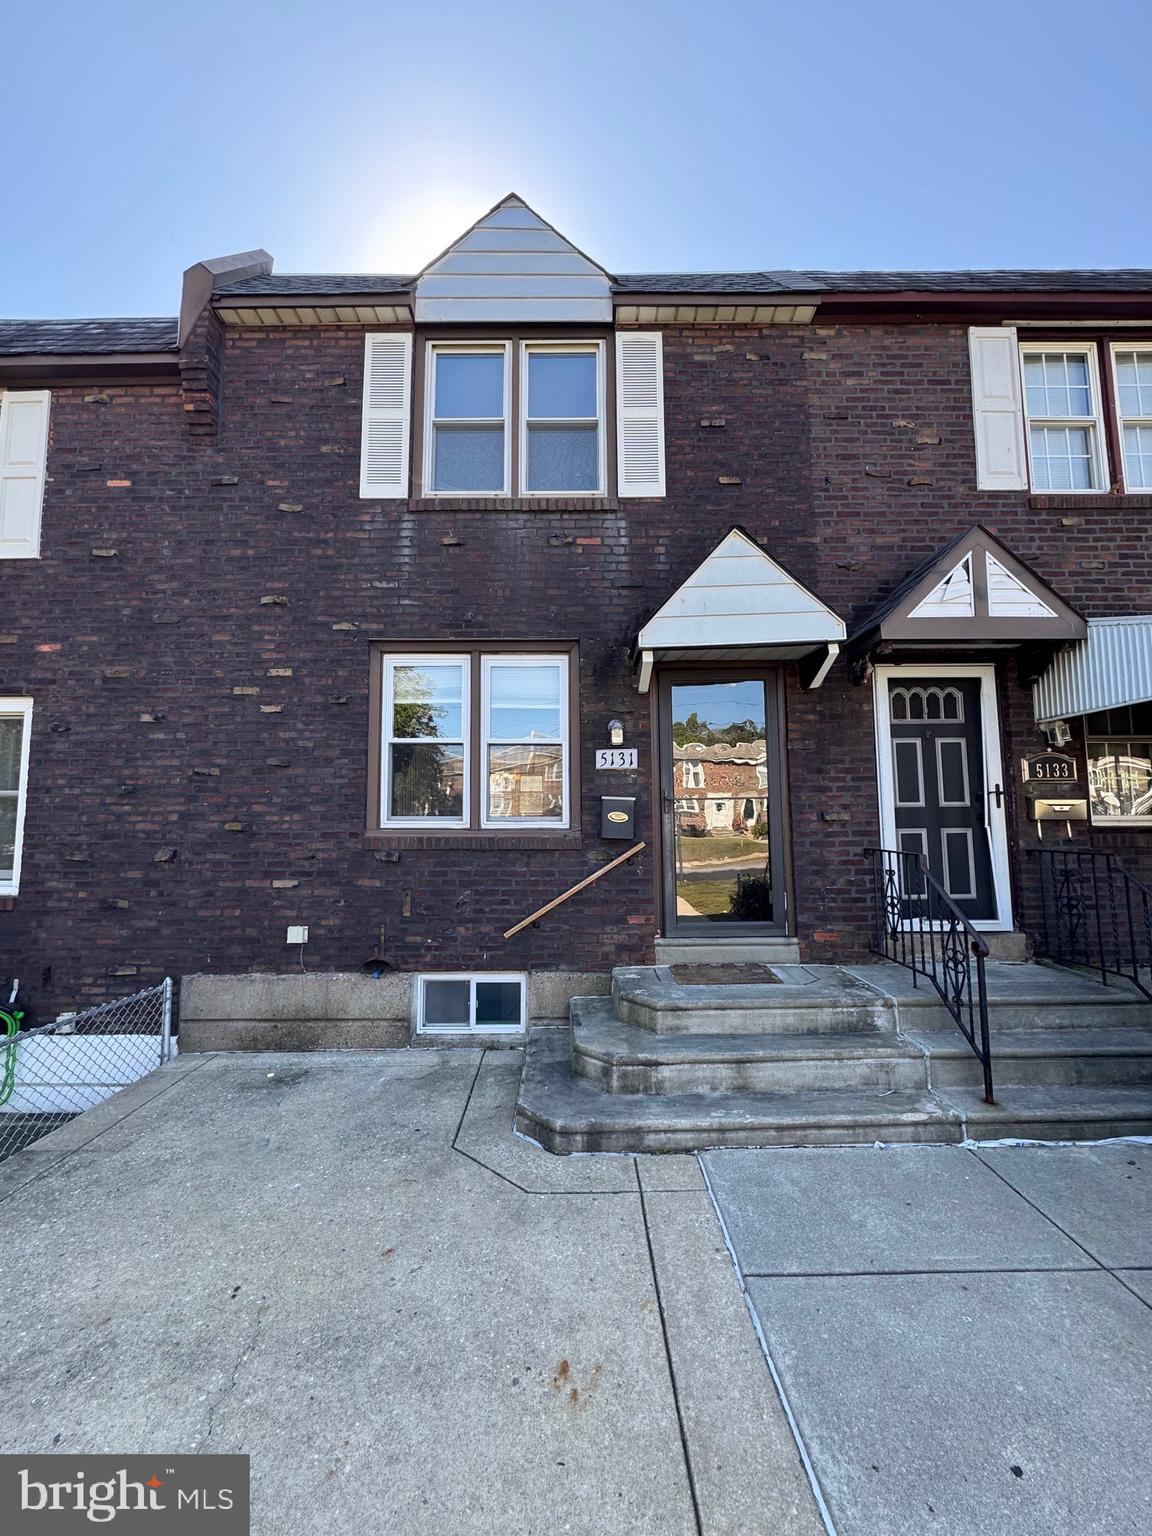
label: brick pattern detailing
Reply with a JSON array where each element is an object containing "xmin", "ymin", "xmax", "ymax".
[{"xmin": 1, "ymin": 318, "xmax": 1150, "ymax": 1013}]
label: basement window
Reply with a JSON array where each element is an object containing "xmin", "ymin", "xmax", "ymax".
[{"xmin": 414, "ymin": 973, "xmax": 526, "ymax": 1035}]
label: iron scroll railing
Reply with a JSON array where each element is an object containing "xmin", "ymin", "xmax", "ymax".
[
  {"xmin": 1032, "ymin": 849, "xmax": 1152, "ymax": 1001},
  {"xmin": 869, "ymin": 848, "xmax": 994, "ymax": 1103}
]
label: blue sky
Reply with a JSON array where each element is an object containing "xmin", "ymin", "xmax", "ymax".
[{"xmin": 2, "ymin": 0, "xmax": 1148, "ymax": 318}]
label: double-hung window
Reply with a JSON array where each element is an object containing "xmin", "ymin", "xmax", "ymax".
[
  {"xmin": 0, "ymin": 699, "xmax": 33, "ymax": 893},
  {"xmin": 378, "ymin": 648, "xmax": 573, "ymax": 831},
  {"xmin": 1021, "ymin": 348, "xmax": 1108, "ymax": 491},
  {"xmin": 1113, "ymin": 347, "xmax": 1152, "ymax": 491},
  {"xmin": 427, "ymin": 345, "xmax": 510, "ymax": 495},
  {"xmin": 424, "ymin": 341, "xmax": 605, "ymax": 496}
]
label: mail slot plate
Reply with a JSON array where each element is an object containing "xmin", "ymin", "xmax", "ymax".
[{"xmin": 1031, "ymin": 797, "xmax": 1089, "ymax": 821}]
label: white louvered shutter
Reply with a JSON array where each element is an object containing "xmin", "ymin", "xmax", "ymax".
[
  {"xmin": 968, "ymin": 327, "xmax": 1027, "ymax": 490},
  {"xmin": 616, "ymin": 332, "xmax": 665, "ymax": 497},
  {"xmin": 360, "ymin": 333, "xmax": 412, "ymax": 498},
  {"xmin": 0, "ymin": 391, "xmax": 51, "ymax": 558}
]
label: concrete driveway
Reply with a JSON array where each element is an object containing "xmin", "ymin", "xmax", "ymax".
[
  {"xmin": 0, "ymin": 1050, "xmax": 819, "ymax": 1536},
  {"xmin": 2, "ymin": 1050, "xmax": 1150, "ymax": 1536}
]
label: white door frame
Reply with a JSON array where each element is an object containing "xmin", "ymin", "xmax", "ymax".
[{"xmin": 873, "ymin": 663, "xmax": 1013, "ymax": 932}]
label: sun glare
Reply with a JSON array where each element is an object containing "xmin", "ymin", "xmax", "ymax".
[{"xmin": 357, "ymin": 187, "xmax": 499, "ymax": 274}]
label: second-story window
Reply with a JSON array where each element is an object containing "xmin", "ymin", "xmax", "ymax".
[
  {"xmin": 1021, "ymin": 348, "xmax": 1108, "ymax": 491},
  {"xmin": 428, "ymin": 345, "xmax": 510, "ymax": 495},
  {"xmin": 1115, "ymin": 348, "xmax": 1152, "ymax": 491},
  {"xmin": 424, "ymin": 340, "xmax": 605, "ymax": 497}
]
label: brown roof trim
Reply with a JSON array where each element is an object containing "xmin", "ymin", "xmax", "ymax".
[{"xmin": 0, "ymin": 353, "xmax": 181, "ymax": 384}]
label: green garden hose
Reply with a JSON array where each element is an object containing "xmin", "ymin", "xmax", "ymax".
[{"xmin": 0, "ymin": 1006, "xmax": 22, "ymax": 1106}]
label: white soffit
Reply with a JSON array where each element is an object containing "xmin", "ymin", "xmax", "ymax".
[
  {"xmin": 414, "ymin": 195, "xmax": 612, "ymax": 323},
  {"xmin": 638, "ymin": 529, "xmax": 846, "ymax": 652},
  {"xmin": 1034, "ymin": 617, "xmax": 1152, "ymax": 721}
]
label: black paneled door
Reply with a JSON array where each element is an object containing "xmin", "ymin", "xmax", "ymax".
[{"xmin": 888, "ymin": 677, "xmax": 998, "ymax": 921}]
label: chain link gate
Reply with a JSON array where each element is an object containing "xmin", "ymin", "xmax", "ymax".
[{"xmin": 0, "ymin": 979, "xmax": 175, "ymax": 1163}]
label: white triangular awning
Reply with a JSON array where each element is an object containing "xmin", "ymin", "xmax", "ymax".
[
  {"xmin": 414, "ymin": 194, "xmax": 612, "ymax": 323},
  {"xmin": 635, "ymin": 528, "xmax": 845, "ymax": 692}
]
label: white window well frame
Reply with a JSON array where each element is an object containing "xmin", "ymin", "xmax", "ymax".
[
  {"xmin": 1111, "ymin": 343, "xmax": 1152, "ymax": 493},
  {"xmin": 423, "ymin": 342, "xmax": 512, "ymax": 498},
  {"xmin": 0, "ymin": 697, "xmax": 33, "ymax": 895},
  {"xmin": 480, "ymin": 653, "xmax": 570, "ymax": 829},
  {"xmin": 518, "ymin": 340, "xmax": 607, "ymax": 497},
  {"xmin": 414, "ymin": 972, "xmax": 526, "ymax": 1035},
  {"xmin": 1019, "ymin": 344, "xmax": 1109, "ymax": 493},
  {"xmin": 380, "ymin": 654, "xmax": 471, "ymax": 829}
]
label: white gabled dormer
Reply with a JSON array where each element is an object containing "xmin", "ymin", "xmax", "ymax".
[{"xmin": 414, "ymin": 194, "xmax": 612, "ymax": 324}]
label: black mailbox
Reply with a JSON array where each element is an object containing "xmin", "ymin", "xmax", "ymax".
[{"xmin": 600, "ymin": 796, "xmax": 636, "ymax": 839}]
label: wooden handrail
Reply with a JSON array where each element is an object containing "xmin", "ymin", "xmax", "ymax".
[{"xmin": 503, "ymin": 842, "xmax": 646, "ymax": 939}]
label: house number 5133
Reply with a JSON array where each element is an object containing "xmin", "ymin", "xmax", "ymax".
[{"xmin": 596, "ymin": 748, "xmax": 638, "ymax": 770}]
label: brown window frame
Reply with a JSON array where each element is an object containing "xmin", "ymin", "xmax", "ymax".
[
  {"xmin": 367, "ymin": 640, "xmax": 581, "ymax": 843},
  {"xmin": 410, "ymin": 327, "xmax": 616, "ymax": 502}
]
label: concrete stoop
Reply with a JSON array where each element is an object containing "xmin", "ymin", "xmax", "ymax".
[{"xmin": 514, "ymin": 961, "xmax": 1152, "ymax": 1153}]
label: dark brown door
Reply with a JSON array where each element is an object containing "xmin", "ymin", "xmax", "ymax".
[
  {"xmin": 888, "ymin": 677, "xmax": 997, "ymax": 921},
  {"xmin": 658, "ymin": 670, "xmax": 786, "ymax": 935}
]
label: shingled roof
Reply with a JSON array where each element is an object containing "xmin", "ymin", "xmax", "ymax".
[
  {"xmin": 0, "ymin": 318, "xmax": 179, "ymax": 356},
  {"xmin": 213, "ymin": 268, "xmax": 1152, "ymax": 299}
]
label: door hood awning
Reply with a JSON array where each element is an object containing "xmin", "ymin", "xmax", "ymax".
[
  {"xmin": 1034, "ymin": 616, "xmax": 1152, "ymax": 721},
  {"xmin": 634, "ymin": 528, "xmax": 845, "ymax": 693},
  {"xmin": 848, "ymin": 525, "xmax": 1085, "ymax": 653}
]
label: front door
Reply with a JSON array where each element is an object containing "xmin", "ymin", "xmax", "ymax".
[
  {"xmin": 658, "ymin": 671, "xmax": 786, "ymax": 935},
  {"xmin": 877, "ymin": 669, "xmax": 1010, "ymax": 926}
]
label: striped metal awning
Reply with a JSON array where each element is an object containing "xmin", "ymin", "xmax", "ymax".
[{"xmin": 1033, "ymin": 616, "xmax": 1152, "ymax": 720}]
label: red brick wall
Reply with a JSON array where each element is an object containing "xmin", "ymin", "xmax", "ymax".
[{"xmin": 2, "ymin": 319, "xmax": 1150, "ymax": 1012}]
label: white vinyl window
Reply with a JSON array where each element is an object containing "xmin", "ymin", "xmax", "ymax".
[
  {"xmin": 682, "ymin": 760, "xmax": 704, "ymax": 790},
  {"xmin": 521, "ymin": 342, "xmax": 605, "ymax": 495},
  {"xmin": 381, "ymin": 657, "xmax": 470, "ymax": 827},
  {"xmin": 1113, "ymin": 347, "xmax": 1152, "ymax": 491},
  {"xmin": 424, "ymin": 340, "xmax": 605, "ymax": 497},
  {"xmin": 0, "ymin": 699, "xmax": 33, "ymax": 894},
  {"xmin": 379, "ymin": 650, "xmax": 571, "ymax": 831},
  {"xmin": 425, "ymin": 344, "xmax": 510, "ymax": 495},
  {"xmin": 481, "ymin": 655, "xmax": 568, "ymax": 828},
  {"xmin": 415, "ymin": 973, "xmax": 526, "ymax": 1035},
  {"xmin": 1020, "ymin": 347, "xmax": 1108, "ymax": 491}
]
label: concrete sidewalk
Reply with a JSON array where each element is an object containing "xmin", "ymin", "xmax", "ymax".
[
  {"xmin": 0, "ymin": 1050, "xmax": 821, "ymax": 1536},
  {"xmin": 703, "ymin": 1141, "xmax": 1152, "ymax": 1536}
]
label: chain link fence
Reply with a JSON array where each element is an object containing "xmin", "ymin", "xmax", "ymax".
[{"xmin": 0, "ymin": 979, "xmax": 174, "ymax": 1164}]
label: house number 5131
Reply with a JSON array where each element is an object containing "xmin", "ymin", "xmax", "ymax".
[{"xmin": 596, "ymin": 748, "xmax": 638, "ymax": 770}]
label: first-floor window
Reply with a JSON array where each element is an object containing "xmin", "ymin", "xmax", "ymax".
[
  {"xmin": 1086, "ymin": 704, "xmax": 1152, "ymax": 823},
  {"xmin": 0, "ymin": 698, "xmax": 32, "ymax": 893},
  {"xmin": 379, "ymin": 647, "xmax": 572, "ymax": 831}
]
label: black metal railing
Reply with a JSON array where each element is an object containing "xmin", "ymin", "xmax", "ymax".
[
  {"xmin": 869, "ymin": 848, "xmax": 994, "ymax": 1103},
  {"xmin": 1032, "ymin": 849, "xmax": 1152, "ymax": 1001}
]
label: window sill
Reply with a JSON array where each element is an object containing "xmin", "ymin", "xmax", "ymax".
[
  {"xmin": 1030, "ymin": 493, "xmax": 1152, "ymax": 510},
  {"xmin": 407, "ymin": 497, "xmax": 619, "ymax": 513},
  {"xmin": 367, "ymin": 830, "xmax": 583, "ymax": 851}
]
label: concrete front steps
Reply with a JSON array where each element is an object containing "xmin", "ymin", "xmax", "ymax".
[{"xmin": 515, "ymin": 961, "xmax": 1152, "ymax": 1153}]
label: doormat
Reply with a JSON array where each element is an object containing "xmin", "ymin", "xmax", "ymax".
[{"xmin": 669, "ymin": 963, "xmax": 781, "ymax": 985}]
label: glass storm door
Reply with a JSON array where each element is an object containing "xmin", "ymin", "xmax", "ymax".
[
  {"xmin": 888, "ymin": 678, "xmax": 998, "ymax": 921},
  {"xmin": 659, "ymin": 673, "xmax": 784, "ymax": 934}
]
